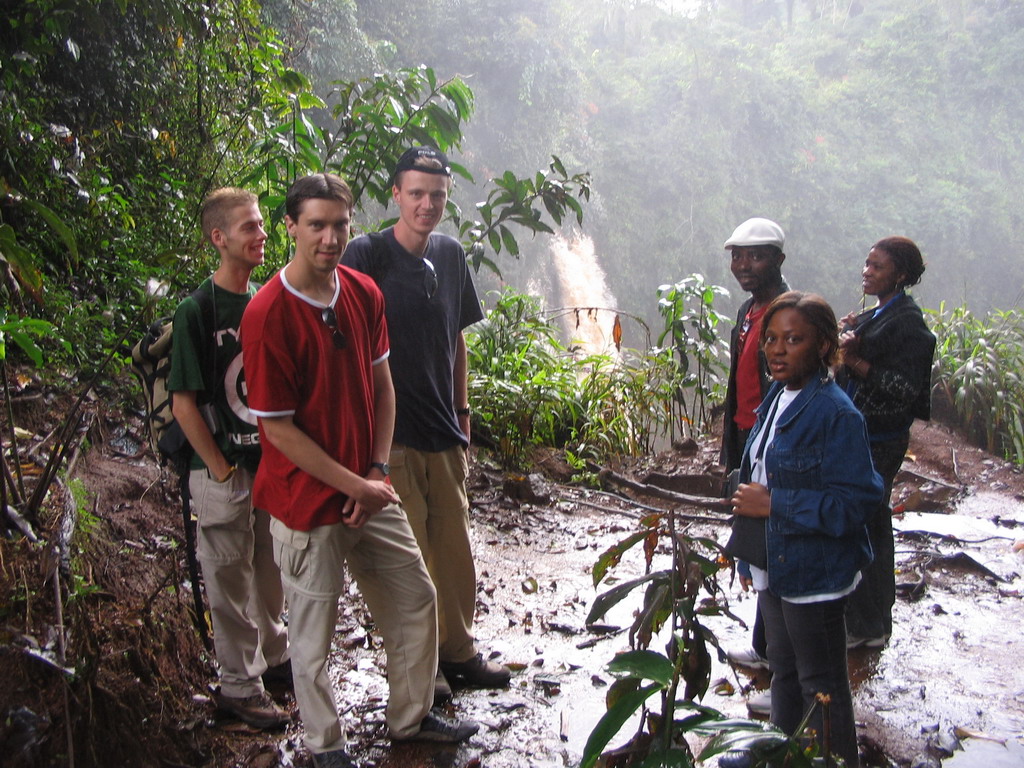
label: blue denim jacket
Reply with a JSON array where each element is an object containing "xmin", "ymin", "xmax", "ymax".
[{"xmin": 740, "ymin": 374, "xmax": 881, "ymax": 598}]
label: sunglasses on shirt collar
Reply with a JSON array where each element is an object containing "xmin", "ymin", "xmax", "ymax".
[{"xmin": 320, "ymin": 306, "xmax": 348, "ymax": 350}]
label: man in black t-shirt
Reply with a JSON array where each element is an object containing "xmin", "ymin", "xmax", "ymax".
[{"xmin": 343, "ymin": 147, "xmax": 510, "ymax": 698}]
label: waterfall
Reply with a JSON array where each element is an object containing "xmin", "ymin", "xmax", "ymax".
[{"xmin": 548, "ymin": 232, "xmax": 620, "ymax": 358}]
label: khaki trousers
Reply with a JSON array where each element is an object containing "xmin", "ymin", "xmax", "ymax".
[
  {"xmin": 270, "ymin": 505, "xmax": 437, "ymax": 753},
  {"xmin": 389, "ymin": 444, "xmax": 477, "ymax": 663},
  {"xmin": 191, "ymin": 467, "xmax": 289, "ymax": 698}
]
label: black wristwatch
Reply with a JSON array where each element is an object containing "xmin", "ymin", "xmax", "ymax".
[{"xmin": 370, "ymin": 461, "xmax": 390, "ymax": 476}]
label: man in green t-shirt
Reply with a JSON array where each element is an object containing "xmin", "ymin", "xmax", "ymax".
[{"xmin": 168, "ymin": 188, "xmax": 289, "ymax": 729}]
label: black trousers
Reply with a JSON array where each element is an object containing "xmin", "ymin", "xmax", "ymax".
[
  {"xmin": 760, "ymin": 590, "xmax": 859, "ymax": 768},
  {"xmin": 844, "ymin": 434, "xmax": 909, "ymax": 639}
]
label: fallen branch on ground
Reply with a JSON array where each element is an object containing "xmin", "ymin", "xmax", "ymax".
[
  {"xmin": 568, "ymin": 496, "xmax": 729, "ymax": 525},
  {"xmin": 597, "ymin": 469, "xmax": 733, "ymax": 513}
]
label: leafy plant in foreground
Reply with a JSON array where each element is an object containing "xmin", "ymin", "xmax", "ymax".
[
  {"xmin": 581, "ymin": 513, "xmax": 847, "ymax": 767},
  {"xmin": 466, "ymin": 289, "xmax": 575, "ymax": 467},
  {"xmin": 580, "ymin": 511, "xmax": 728, "ymax": 766}
]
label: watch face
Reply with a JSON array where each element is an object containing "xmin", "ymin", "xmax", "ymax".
[{"xmin": 372, "ymin": 462, "xmax": 391, "ymax": 476}]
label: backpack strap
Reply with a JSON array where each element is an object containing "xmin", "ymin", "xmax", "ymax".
[
  {"xmin": 366, "ymin": 232, "xmax": 392, "ymax": 287},
  {"xmin": 188, "ymin": 283, "xmax": 218, "ymax": 403}
]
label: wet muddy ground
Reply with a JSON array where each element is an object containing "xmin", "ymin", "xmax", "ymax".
[
  {"xmin": 5, "ymin": 398, "xmax": 1022, "ymax": 767},
  {"xmin": 251, "ymin": 422, "xmax": 1024, "ymax": 768}
]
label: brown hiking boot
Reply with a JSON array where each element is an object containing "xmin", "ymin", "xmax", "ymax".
[{"xmin": 214, "ymin": 690, "xmax": 290, "ymax": 729}]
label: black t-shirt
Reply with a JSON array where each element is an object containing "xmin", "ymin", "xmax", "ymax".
[{"xmin": 343, "ymin": 228, "xmax": 483, "ymax": 452}]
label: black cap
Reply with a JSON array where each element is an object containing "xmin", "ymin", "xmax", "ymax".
[{"xmin": 393, "ymin": 146, "xmax": 451, "ymax": 180}]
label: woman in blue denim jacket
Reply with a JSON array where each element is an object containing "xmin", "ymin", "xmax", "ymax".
[{"xmin": 730, "ymin": 292, "xmax": 881, "ymax": 768}]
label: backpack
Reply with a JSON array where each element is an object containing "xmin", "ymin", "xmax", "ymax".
[
  {"xmin": 130, "ymin": 287, "xmax": 215, "ymax": 465},
  {"xmin": 130, "ymin": 285, "xmax": 217, "ymax": 651}
]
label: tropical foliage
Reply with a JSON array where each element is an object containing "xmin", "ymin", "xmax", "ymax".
[
  {"xmin": 657, "ymin": 275, "xmax": 732, "ymax": 438},
  {"xmin": 467, "ymin": 280, "xmax": 731, "ymax": 469},
  {"xmin": 929, "ymin": 303, "xmax": 1024, "ymax": 464},
  {"xmin": 1, "ymin": 1, "xmax": 591, "ymax": 370},
  {"xmin": 467, "ymin": 289, "xmax": 667, "ymax": 468}
]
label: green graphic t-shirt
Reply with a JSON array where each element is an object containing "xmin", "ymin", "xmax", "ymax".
[{"xmin": 167, "ymin": 277, "xmax": 261, "ymax": 472}]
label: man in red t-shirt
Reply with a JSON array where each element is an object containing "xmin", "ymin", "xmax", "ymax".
[
  {"xmin": 719, "ymin": 217, "xmax": 788, "ymax": 714},
  {"xmin": 241, "ymin": 174, "xmax": 478, "ymax": 768}
]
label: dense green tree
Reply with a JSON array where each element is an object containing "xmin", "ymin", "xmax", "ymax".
[
  {"xmin": 2, "ymin": 0, "xmax": 286, "ymax": 363},
  {"xmin": 261, "ymin": 0, "xmax": 380, "ymax": 87},
  {"xmin": 558, "ymin": 0, "xmax": 1024, "ymax": 324}
]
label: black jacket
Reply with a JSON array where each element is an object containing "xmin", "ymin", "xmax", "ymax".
[{"xmin": 835, "ymin": 293, "xmax": 936, "ymax": 437}]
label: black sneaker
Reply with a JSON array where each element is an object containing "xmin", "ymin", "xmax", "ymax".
[
  {"xmin": 439, "ymin": 652, "xmax": 511, "ymax": 688},
  {"xmin": 312, "ymin": 748, "xmax": 358, "ymax": 768},
  {"xmin": 213, "ymin": 690, "xmax": 290, "ymax": 729},
  {"xmin": 399, "ymin": 709, "xmax": 479, "ymax": 743}
]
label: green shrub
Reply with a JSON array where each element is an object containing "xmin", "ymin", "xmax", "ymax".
[
  {"xmin": 656, "ymin": 275, "xmax": 731, "ymax": 440},
  {"xmin": 929, "ymin": 302, "xmax": 1024, "ymax": 463},
  {"xmin": 467, "ymin": 286, "xmax": 721, "ymax": 468}
]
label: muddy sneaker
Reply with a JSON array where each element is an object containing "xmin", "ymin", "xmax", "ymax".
[
  {"xmin": 262, "ymin": 659, "xmax": 293, "ymax": 688},
  {"xmin": 214, "ymin": 690, "xmax": 290, "ymax": 729},
  {"xmin": 439, "ymin": 652, "xmax": 511, "ymax": 688},
  {"xmin": 724, "ymin": 646, "xmax": 770, "ymax": 670},
  {"xmin": 745, "ymin": 688, "xmax": 771, "ymax": 716},
  {"xmin": 399, "ymin": 709, "xmax": 479, "ymax": 743},
  {"xmin": 311, "ymin": 748, "xmax": 358, "ymax": 768},
  {"xmin": 433, "ymin": 667, "xmax": 453, "ymax": 706}
]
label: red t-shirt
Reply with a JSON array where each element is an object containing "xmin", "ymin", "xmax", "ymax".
[
  {"xmin": 241, "ymin": 265, "xmax": 389, "ymax": 530},
  {"xmin": 734, "ymin": 305, "xmax": 767, "ymax": 431}
]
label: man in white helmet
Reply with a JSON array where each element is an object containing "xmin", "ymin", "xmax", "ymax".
[{"xmin": 720, "ymin": 217, "xmax": 788, "ymax": 716}]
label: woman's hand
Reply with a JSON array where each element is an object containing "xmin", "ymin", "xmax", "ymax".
[{"xmin": 731, "ymin": 482, "xmax": 771, "ymax": 518}]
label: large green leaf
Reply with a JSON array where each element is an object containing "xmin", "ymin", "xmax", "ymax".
[
  {"xmin": 607, "ymin": 649, "xmax": 674, "ymax": 687},
  {"xmin": 586, "ymin": 570, "xmax": 668, "ymax": 625},
  {"xmin": 21, "ymin": 201, "xmax": 78, "ymax": 267},
  {"xmin": 580, "ymin": 682, "xmax": 661, "ymax": 768},
  {"xmin": 592, "ymin": 530, "xmax": 648, "ymax": 586}
]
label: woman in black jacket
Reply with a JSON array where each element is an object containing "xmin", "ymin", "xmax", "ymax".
[{"xmin": 836, "ymin": 236, "xmax": 936, "ymax": 647}]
